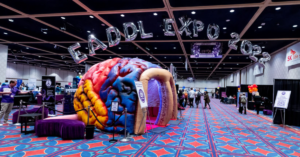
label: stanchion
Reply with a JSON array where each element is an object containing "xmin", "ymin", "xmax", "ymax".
[
  {"xmin": 42, "ymin": 102, "xmax": 45, "ymax": 119},
  {"xmin": 109, "ymin": 112, "xmax": 118, "ymax": 143},
  {"xmin": 14, "ymin": 100, "xmax": 23, "ymax": 126},
  {"xmin": 120, "ymin": 108, "xmax": 131, "ymax": 142}
]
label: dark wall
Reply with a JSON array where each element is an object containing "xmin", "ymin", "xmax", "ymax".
[
  {"xmin": 273, "ymin": 79, "xmax": 300, "ymax": 126},
  {"xmin": 226, "ymin": 86, "xmax": 238, "ymax": 97}
]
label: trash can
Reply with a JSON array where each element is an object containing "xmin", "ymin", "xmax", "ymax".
[{"xmin": 85, "ymin": 125, "xmax": 95, "ymax": 139}]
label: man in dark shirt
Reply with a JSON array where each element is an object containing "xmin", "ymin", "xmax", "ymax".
[{"xmin": 0, "ymin": 80, "xmax": 31, "ymax": 125}]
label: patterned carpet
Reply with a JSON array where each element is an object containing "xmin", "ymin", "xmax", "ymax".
[{"xmin": 1, "ymin": 98, "xmax": 300, "ymax": 157}]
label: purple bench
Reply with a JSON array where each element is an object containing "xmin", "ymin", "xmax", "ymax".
[
  {"xmin": 263, "ymin": 109, "xmax": 272, "ymax": 115},
  {"xmin": 35, "ymin": 119, "xmax": 85, "ymax": 140},
  {"xmin": 13, "ymin": 108, "xmax": 49, "ymax": 124}
]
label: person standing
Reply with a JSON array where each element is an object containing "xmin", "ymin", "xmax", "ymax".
[
  {"xmin": 254, "ymin": 93, "xmax": 262, "ymax": 115},
  {"xmin": 178, "ymin": 90, "xmax": 184, "ymax": 107},
  {"xmin": 195, "ymin": 90, "xmax": 201, "ymax": 108},
  {"xmin": 184, "ymin": 90, "xmax": 188, "ymax": 107},
  {"xmin": 240, "ymin": 93, "xmax": 247, "ymax": 114},
  {"xmin": 188, "ymin": 88, "xmax": 195, "ymax": 107},
  {"xmin": 204, "ymin": 91, "xmax": 211, "ymax": 109},
  {"xmin": 211, "ymin": 90, "xmax": 214, "ymax": 98},
  {"xmin": 0, "ymin": 80, "xmax": 31, "ymax": 125}
]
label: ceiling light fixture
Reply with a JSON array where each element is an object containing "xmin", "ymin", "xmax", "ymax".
[
  {"xmin": 3, "ymin": 32, "xmax": 7, "ymax": 35},
  {"xmin": 191, "ymin": 11, "xmax": 196, "ymax": 14},
  {"xmin": 150, "ymin": 56, "xmax": 152, "ymax": 58},
  {"xmin": 85, "ymin": 47, "xmax": 88, "ymax": 49},
  {"xmin": 164, "ymin": 57, "xmax": 166, "ymax": 59},
  {"xmin": 275, "ymin": 7, "xmax": 281, "ymax": 10},
  {"xmin": 61, "ymin": 17, "xmax": 65, "ymax": 19},
  {"xmin": 237, "ymin": 63, "xmax": 239, "ymax": 65},
  {"xmin": 14, "ymin": 62, "xmax": 16, "ymax": 64},
  {"xmin": 230, "ymin": 9, "xmax": 235, "ymax": 13},
  {"xmin": 262, "ymin": 46, "xmax": 265, "ymax": 48},
  {"xmin": 230, "ymin": 68, "xmax": 232, "ymax": 69},
  {"xmin": 26, "ymin": 47, "xmax": 29, "ymax": 49},
  {"xmin": 119, "ymin": 47, "xmax": 121, "ymax": 49},
  {"xmin": 173, "ymin": 47, "xmax": 176, "ymax": 49},
  {"xmin": 179, "ymin": 57, "xmax": 181, "ymax": 58},
  {"xmin": 43, "ymin": 32, "xmax": 47, "ymax": 34},
  {"xmin": 226, "ymin": 19, "xmax": 230, "ymax": 22},
  {"xmin": 293, "ymin": 25, "xmax": 298, "ymax": 28},
  {"xmin": 8, "ymin": 19, "xmax": 14, "ymax": 22},
  {"xmin": 154, "ymin": 47, "xmax": 157, "ymax": 49},
  {"xmin": 261, "ymin": 23, "xmax": 265, "ymax": 26},
  {"xmin": 38, "ymin": 56, "xmax": 41, "ymax": 58},
  {"xmin": 153, "ymin": 13, "xmax": 157, "ymax": 16},
  {"xmin": 223, "ymin": 27, "xmax": 227, "ymax": 30},
  {"xmin": 87, "ymin": 30, "xmax": 91, "ymax": 33},
  {"xmin": 121, "ymin": 14, "xmax": 125, "ymax": 17},
  {"xmin": 89, "ymin": 15, "xmax": 94, "ymax": 18},
  {"xmin": 258, "ymin": 26, "xmax": 262, "ymax": 29}
]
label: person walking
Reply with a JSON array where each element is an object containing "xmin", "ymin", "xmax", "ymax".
[
  {"xmin": 195, "ymin": 90, "xmax": 201, "ymax": 108},
  {"xmin": 0, "ymin": 80, "xmax": 31, "ymax": 125},
  {"xmin": 184, "ymin": 90, "xmax": 188, "ymax": 107},
  {"xmin": 204, "ymin": 91, "xmax": 211, "ymax": 109},
  {"xmin": 188, "ymin": 88, "xmax": 195, "ymax": 107},
  {"xmin": 254, "ymin": 93, "xmax": 262, "ymax": 115},
  {"xmin": 178, "ymin": 90, "xmax": 184, "ymax": 107},
  {"xmin": 240, "ymin": 93, "xmax": 247, "ymax": 114},
  {"xmin": 211, "ymin": 90, "xmax": 214, "ymax": 98}
]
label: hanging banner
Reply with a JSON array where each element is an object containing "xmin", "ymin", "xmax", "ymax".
[
  {"xmin": 191, "ymin": 42, "xmax": 223, "ymax": 58},
  {"xmin": 28, "ymin": 78, "xmax": 36, "ymax": 90},
  {"xmin": 285, "ymin": 42, "xmax": 300, "ymax": 67},
  {"xmin": 135, "ymin": 81, "xmax": 148, "ymax": 108},
  {"xmin": 42, "ymin": 76, "xmax": 56, "ymax": 103},
  {"xmin": 274, "ymin": 90, "xmax": 291, "ymax": 109}
]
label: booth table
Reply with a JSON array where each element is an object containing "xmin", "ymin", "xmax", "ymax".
[{"xmin": 20, "ymin": 113, "xmax": 42, "ymax": 134}]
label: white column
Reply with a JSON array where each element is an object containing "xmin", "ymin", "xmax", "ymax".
[{"xmin": 0, "ymin": 44, "xmax": 8, "ymax": 83}]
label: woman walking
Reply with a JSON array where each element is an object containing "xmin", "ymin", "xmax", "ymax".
[{"xmin": 204, "ymin": 91, "xmax": 211, "ymax": 109}]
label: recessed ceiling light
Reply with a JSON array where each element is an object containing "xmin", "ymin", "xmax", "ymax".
[
  {"xmin": 101, "ymin": 24, "xmax": 105, "ymax": 26},
  {"xmin": 3, "ymin": 32, "xmax": 7, "ymax": 35},
  {"xmin": 207, "ymin": 68, "xmax": 209, "ymax": 69},
  {"xmin": 87, "ymin": 30, "xmax": 91, "ymax": 33},
  {"xmin": 191, "ymin": 11, "xmax": 196, "ymax": 14},
  {"xmin": 258, "ymin": 26, "xmax": 262, "ymax": 29},
  {"xmin": 8, "ymin": 19, "xmax": 14, "ymax": 22},
  {"xmin": 230, "ymin": 9, "xmax": 235, "ymax": 13},
  {"xmin": 61, "ymin": 17, "xmax": 65, "ymax": 19},
  {"xmin": 150, "ymin": 56, "xmax": 152, "ymax": 58},
  {"xmin": 237, "ymin": 63, "xmax": 239, "ymax": 65},
  {"xmin": 85, "ymin": 47, "xmax": 88, "ymax": 49},
  {"xmin": 230, "ymin": 68, "xmax": 232, "ymax": 69},
  {"xmin": 223, "ymin": 27, "xmax": 227, "ymax": 30},
  {"xmin": 109, "ymin": 56, "xmax": 112, "ymax": 58},
  {"xmin": 226, "ymin": 19, "xmax": 230, "ymax": 22},
  {"xmin": 153, "ymin": 13, "xmax": 157, "ymax": 16},
  {"xmin": 119, "ymin": 47, "xmax": 121, "ymax": 49},
  {"xmin": 154, "ymin": 47, "xmax": 157, "ymax": 49},
  {"xmin": 275, "ymin": 7, "xmax": 281, "ymax": 10},
  {"xmin": 89, "ymin": 15, "xmax": 94, "ymax": 18},
  {"xmin": 262, "ymin": 46, "xmax": 265, "ymax": 48},
  {"xmin": 121, "ymin": 14, "xmax": 125, "ymax": 17},
  {"xmin": 179, "ymin": 57, "xmax": 181, "ymax": 58},
  {"xmin": 43, "ymin": 32, "xmax": 47, "ymax": 34},
  {"xmin": 14, "ymin": 62, "xmax": 16, "ymax": 64},
  {"xmin": 261, "ymin": 23, "xmax": 265, "ymax": 26},
  {"xmin": 223, "ymin": 63, "xmax": 225, "ymax": 65},
  {"xmin": 219, "ymin": 68, "xmax": 221, "ymax": 69},
  {"xmin": 26, "ymin": 47, "xmax": 29, "ymax": 49},
  {"xmin": 173, "ymin": 47, "xmax": 176, "ymax": 49},
  {"xmin": 164, "ymin": 57, "xmax": 166, "ymax": 59},
  {"xmin": 229, "ymin": 57, "xmax": 231, "ymax": 59},
  {"xmin": 38, "ymin": 56, "xmax": 41, "ymax": 58},
  {"xmin": 183, "ymin": 63, "xmax": 184, "ymax": 64},
  {"xmin": 293, "ymin": 25, "xmax": 298, "ymax": 28},
  {"xmin": 246, "ymin": 57, "xmax": 248, "ymax": 59}
]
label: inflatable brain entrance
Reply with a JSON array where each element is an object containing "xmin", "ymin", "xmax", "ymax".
[{"xmin": 74, "ymin": 58, "xmax": 178, "ymax": 134}]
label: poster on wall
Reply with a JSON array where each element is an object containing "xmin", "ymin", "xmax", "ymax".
[
  {"xmin": 42, "ymin": 76, "xmax": 56, "ymax": 103},
  {"xmin": 254, "ymin": 64, "xmax": 264, "ymax": 76},
  {"xmin": 135, "ymin": 81, "xmax": 148, "ymax": 108},
  {"xmin": 285, "ymin": 42, "xmax": 300, "ymax": 67},
  {"xmin": 28, "ymin": 78, "xmax": 36, "ymax": 90},
  {"xmin": 274, "ymin": 90, "xmax": 291, "ymax": 109}
]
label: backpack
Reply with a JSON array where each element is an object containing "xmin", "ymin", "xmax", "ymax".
[
  {"xmin": 197, "ymin": 92, "xmax": 201, "ymax": 98},
  {"xmin": 241, "ymin": 97, "xmax": 246, "ymax": 104}
]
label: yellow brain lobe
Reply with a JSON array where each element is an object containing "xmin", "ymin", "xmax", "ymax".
[{"xmin": 74, "ymin": 79, "xmax": 108, "ymax": 130}]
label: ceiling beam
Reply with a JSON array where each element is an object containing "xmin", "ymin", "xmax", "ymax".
[{"xmin": 207, "ymin": 0, "xmax": 272, "ymax": 79}]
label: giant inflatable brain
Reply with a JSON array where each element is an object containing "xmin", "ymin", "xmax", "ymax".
[{"xmin": 73, "ymin": 58, "xmax": 178, "ymax": 134}]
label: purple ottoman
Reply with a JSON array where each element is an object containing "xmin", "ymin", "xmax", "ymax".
[
  {"xmin": 35, "ymin": 119, "xmax": 85, "ymax": 140},
  {"xmin": 263, "ymin": 109, "xmax": 272, "ymax": 115},
  {"xmin": 13, "ymin": 108, "xmax": 49, "ymax": 123}
]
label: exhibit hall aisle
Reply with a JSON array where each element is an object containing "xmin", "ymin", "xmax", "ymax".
[{"xmin": 1, "ymin": 99, "xmax": 300, "ymax": 157}]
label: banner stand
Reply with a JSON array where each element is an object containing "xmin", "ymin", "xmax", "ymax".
[{"xmin": 273, "ymin": 108, "xmax": 286, "ymax": 128}]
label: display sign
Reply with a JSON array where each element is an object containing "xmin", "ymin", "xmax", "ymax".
[
  {"xmin": 221, "ymin": 92, "xmax": 227, "ymax": 98},
  {"xmin": 190, "ymin": 42, "xmax": 222, "ymax": 58},
  {"xmin": 134, "ymin": 81, "xmax": 148, "ymax": 108},
  {"xmin": 254, "ymin": 64, "xmax": 264, "ymax": 76},
  {"xmin": 111, "ymin": 101, "xmax": 119, "ymax": 112},
  {"xmin": 16, "ymin": 79, "xmax": 22, "ymax": 88},
  {"xmin": 285, "ymin": 42, "xmax": 300, "ymax": 67},
  {"xmin": 274, "ymin": 90, "xmax": 291, "ymax": 109},
  {"xmin": 28, "ymin": 78, "xmax": 36, "ymax": 90},
  {"xmin": 42, "ymin": 76, "xmax": 56, "ymax": 103}
]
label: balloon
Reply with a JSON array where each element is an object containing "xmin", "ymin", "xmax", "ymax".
[
  {"xmin": 207, "ymin": 24, "xmax": 220, "ymax": 40},
  {"xmin": 182, "ymin": 86, "xmax": 185, "ymax": 89},
  {"xmin": 68, "ymin": 42, "xmax": 88, "ymax": 64},
  {"xmin": 193, "ymin": 20, "xmax": 204, "ymax": 37},
  {"xmin": 240, "ymin": 40, "xmax": 253, "ymax": 56},
  {"xmin": 137, "ymin": 21, "xmax": 153, "ymax": 39},
  {"xmin": 88, "ymin": 34, "xmax": 107, "ymax": 56},
  {"xmin": 123, "ymin": 22, "xmax": 138, "ymax": 41},
  {"xmin": 259, "ymin": 52, "xmax": 271, "ymax": 68},
  {"xmin": 106, "ymin": 26, "xmax": 121, "ymax": 47},
  {"xmin": 252, "ymin": 84, "xmax": 257, "ymax": 88},
  {"xmin": 177, "ymin": 16, "xmax": 192, "ymax": 36},
  {"xmin": 163, "ymin": 18, "xmax": 175, "ymax": 36},
  {"xmin": 228, "ymin": 32, "xmax": 240, "ymax": 50},
  {"xmin": 250, "ymin": 45, "xmax": 262, "ymax": 62}
]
